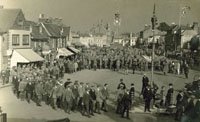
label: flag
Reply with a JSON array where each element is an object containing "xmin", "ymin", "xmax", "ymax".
[
  {"xmin": 114, "ymin": 13, "xmax": 121, "ymax": 25},
  {"xmin": 181, "ymin": 6, "xmax": 191, "ymax": 17}
]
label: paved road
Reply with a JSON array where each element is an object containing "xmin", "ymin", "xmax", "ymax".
[{"xmin": 0, "ymin": 69, "xmax": 198, "ymax": 122}]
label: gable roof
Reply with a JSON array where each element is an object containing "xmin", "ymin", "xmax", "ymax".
[
  {"xmin": 31, "ymin": 25, "xmax": 49, "ymax": 40},
  {"xmin": 0, "ymin": 9, "xmax": 22, "ymax": 32},
  {"xmin": 42, "ymin": 23, "xmax": 70, "ymax": 38}
]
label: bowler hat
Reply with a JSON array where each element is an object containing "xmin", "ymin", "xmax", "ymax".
[{"xmin": 169, "ymin": 83, "xmax": 173, "ymax": 86}]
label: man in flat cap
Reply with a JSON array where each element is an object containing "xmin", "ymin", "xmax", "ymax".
[
  {"xmin": 141, "ymin": 74, "xmax": 149, "ymax": 96},
  {"xmin": 166, "ymin": 83, "xmax": 174, "ymax": 107},
  {"xmin": 89, "ymin": 85, "xmax": 96, "ymax": 116},
  {"xmin": 117, "ymin": 79, "xmax": 126, "ymax": 90},
  {"xmin": 71, "ymin": 80, "xmax": 79, "ymax": 111},
  {"xmin": 95, "ymin": 84, "xmax": 103, "ymax": 114},
  {"xmin": 121, "ymin": 89, "xmax": 131, "ymax": 119},
  {"xmin": 78, "ymin": 82, "xmax": 85, "ymax": 113},
  {"xmin": 143, "ymin": 85, "xmax": 152, "ymax": 112},
  {"xmin": 175, "ymin": 90, "xmax": 184, "ymax": 121},
  {"xmin": 101, "ymin": 83, "xmax": 109, "ymax": 112}
]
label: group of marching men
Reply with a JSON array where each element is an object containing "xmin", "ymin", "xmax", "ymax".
[
  {"xmin": 11, "ymin": 76, "xmax": 110, "ymax": 117},
  {"xmin": 10, "ymin": 64, "xmax": 136, "ymax": 119}
]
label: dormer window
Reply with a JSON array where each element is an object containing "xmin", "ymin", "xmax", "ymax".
[{"xmin": 18, "ymin": 20, "xmax": 23, "ymax": 26}]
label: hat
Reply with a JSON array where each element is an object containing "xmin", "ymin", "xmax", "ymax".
[
  {"xmin": 169, "ymin": 83, "xmax": 173, "ymax": 86},
  {"xmin": 131, "ymin": 83, "xmax": 134, "ymax": 86},
  {"xmin": 104, "ymin": 83, "xmax": 108, "ymax": 86},
  {"xmin": 80, "ymin": 82, "xmax": 84, "ymax": 84},
  {"xmin": 120, "ymin": 79, "xmax": 123, "ymax": 81},
  {"xmin": 67, "ymin": 78, "xmax": 71, "ymax": 80}
]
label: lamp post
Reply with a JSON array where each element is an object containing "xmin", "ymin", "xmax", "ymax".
[
  {"xmin": 151, "ymin": 4, "xmax": 158, "ymax": 86},
  {"xmin": 173, "ymin": 31, "xmax": 177, "ymax": 51}
]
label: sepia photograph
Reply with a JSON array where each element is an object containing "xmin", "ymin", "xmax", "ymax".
[{"xmin": 0, "ymin": 0, "xmax": 200, "ymax": 122}]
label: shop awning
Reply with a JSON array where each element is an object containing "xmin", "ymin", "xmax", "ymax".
[
  {"xmin": 57, "ymin": 48, "xmax": 74, "ymax": 58},
  {"xmin": 67, "ymin": 46, "xmax": 80, "ymax": 53},
  {"xmin": 10, "ymin": 49, "xmax": 44, "ymax": 68}
]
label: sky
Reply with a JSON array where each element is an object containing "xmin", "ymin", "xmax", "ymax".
[{"xmin": 0, "ymin": 0, "xmax": 200, "ymax": 33}]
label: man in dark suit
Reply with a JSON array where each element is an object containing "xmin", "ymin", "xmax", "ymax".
[
  {"xmin": 141, "ymin": 74, "xmax": 149, "ymax": 95},
  {"xmin": 121, "ymin": 89, "xmax": 131, "ymax": 119},
  {"xmin": 82, "ymin": 89, "xmax": 91, "ymax": 117},
  {"xmin": 175, "ymin": 90, "xmax": 184, "ymax": 121},
  {"xmin": 101, "ymin": 83, "xmax": 109, "ymax": 112},
  {"xmin": 95, "ymin": 85, "xmax": 103, "ymax": 114},
  {"xmin": 71, "ymin": 80, "xmax": 79, "ymax": 111},
  {"xmin": 165, "ymin": 83, "xmax": 174, "ymax": 107},
  {"xmin": 129, "ymin": 83, "xmax": 135, "ymax": 109},
  {"xmin": 25, "ymin": 81, "xmax": 34, "ymax": 103},
  {"xmin": 117, "ymin": 79, "xmax": 126, "ymax": 90},
  {"xmin": 143, "ymin": 85, "xmax": 152, "ymax": 112},
  {"xmin": 89, "ymin": 85, "xmax": 96, "ymax": 116},
  {"xmin": 116, "ymin": 84, "xmax": 125, "ymax": 114}
]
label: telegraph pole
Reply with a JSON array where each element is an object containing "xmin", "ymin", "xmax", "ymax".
[{"xmin": 151, "ymin": 4, "xmax": 158, "ymax": 87}]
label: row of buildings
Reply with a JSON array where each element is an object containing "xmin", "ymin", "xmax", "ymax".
[
  {"xmin": 0, "ymin": 8, "xmax": 75, "ymax": 71},
  {"xmin": 0, "ymin": 7, "xmax": 200, "ymax": 71}
]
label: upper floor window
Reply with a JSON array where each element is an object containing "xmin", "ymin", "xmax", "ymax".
[
  {"xmin": 12, "ymin": 34, "xmax": 20, "ymax": 46},
  {"xmin": 22, "ymin": 35, "xmax": 29, "ymax": 45}
]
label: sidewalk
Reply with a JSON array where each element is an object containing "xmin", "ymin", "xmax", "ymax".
[{"xmin": 0, "ymin": 79, "xmax": 11, "ymax": 89}]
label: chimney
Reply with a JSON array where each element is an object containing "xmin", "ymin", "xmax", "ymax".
[
  {"xmin": 144, "ymin": 24, "xmax": 150, "ymax": 30},
  {"xmin": 39, "ymin": 14, "xmax": 44, "ymax": 19}
]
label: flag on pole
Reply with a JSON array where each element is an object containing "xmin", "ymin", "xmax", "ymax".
[{"xmin": 181, "ymin": 6, "xmax": 191, "ymax": 17}]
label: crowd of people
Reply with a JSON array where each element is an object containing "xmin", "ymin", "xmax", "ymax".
[
  {"xmin": 0, "ymin": 46, "xmax": 199, "ymax": 121},
  {"xmin": 9, "ymin": 62, "xmax": 137, "ymax": 119}
]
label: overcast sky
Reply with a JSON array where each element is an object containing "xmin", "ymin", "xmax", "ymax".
[{"xmin": 0, "ymin": 0, "xmax": 200, "ymax": 33}]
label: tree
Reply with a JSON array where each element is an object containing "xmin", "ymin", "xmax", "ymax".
[{"xmin": 190, "ymin": 35, "xmax": 200, "ymax": 51}]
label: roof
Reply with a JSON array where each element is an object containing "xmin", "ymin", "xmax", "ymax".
[
  {"xmin": 172, "ymin": 25, "xmax": 193, "ymax": 34},
  {"xmin": 67, "ymin": 46, "xmax": 80, "ymax": 53},
  {"xmin": 0, "ymin": 9, "xmax": 22, "ymax": 32},
  {"xmin": 42, "ymin": 23, "xmax": 70, "ymax": 37},
  {"xmin": 15, "ymin": 49, "xmax": 44, "ymax": 62},
  {"xmin": 24, "ymin": 20, "xmax": 38, "ymax": 26},
  {"xmin": 31, "ymin": 25, "xmax": 49, "ymax": 40},
  {"xmin": 57, "ymin": 48, "xmax": 74, "ymax": 57}
]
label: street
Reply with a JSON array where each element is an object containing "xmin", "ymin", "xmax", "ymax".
[{"xmin": 0, "ymin": 69, "xmax": 198, "ymax": 122}]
